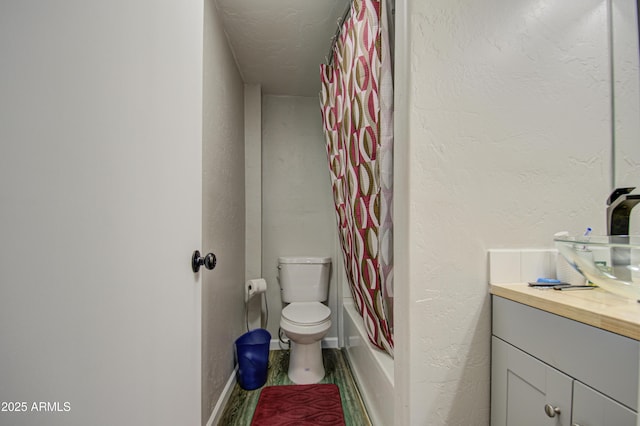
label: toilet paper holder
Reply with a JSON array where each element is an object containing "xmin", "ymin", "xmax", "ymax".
[{"xmin": 245, "ymin": 278, "xmax": 267, "ymax": 302}]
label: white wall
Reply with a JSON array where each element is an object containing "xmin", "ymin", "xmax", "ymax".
[
  {"xmin": 202, "ymin": 1, "xmax": 246, "ymax": 423},
  {"xmin": 245, "ymin": 85, "xmax": 264, "ymax": 330},
  {"xmin": 396, "ymin": 0, "xmax": 611, "ymax": 424},
  {"xmin": 261, "ymin": 96, "xmax": 338, "ymax": 341},
  {"xmin": 245, "ymin": 84, "xmax": 263, "ymax": 283}
]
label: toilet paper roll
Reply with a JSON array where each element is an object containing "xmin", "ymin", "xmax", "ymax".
[{"xmin": 245, "ymin": 278, "xmax": 267, "ymax": 302}]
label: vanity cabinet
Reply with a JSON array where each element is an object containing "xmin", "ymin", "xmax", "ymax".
[{"xmin": 491, "ymin": 296, "xmax": 639, "ymax": 426}]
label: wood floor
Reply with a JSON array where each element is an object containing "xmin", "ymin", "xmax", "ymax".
[{"xmin": 218, "ymin": 348, "xmax": 372, "ymax": 425}]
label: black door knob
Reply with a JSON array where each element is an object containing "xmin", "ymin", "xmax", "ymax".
[{"xmin": 192, "ymin": 250, "xmax": 217, "ymax": 273}]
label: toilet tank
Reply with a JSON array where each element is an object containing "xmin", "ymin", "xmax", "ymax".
[{"xmin": 278, "ymin": 256, "xmax": 331, "ymax": 303}]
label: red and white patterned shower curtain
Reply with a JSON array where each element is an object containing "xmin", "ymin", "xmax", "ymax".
[{"xmin": 320, "ymin": 0, "xmax": 394, "ymax": 355}]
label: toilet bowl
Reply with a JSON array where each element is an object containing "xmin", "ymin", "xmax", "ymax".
[{"xmin": 280, "ymin": 301, "xmax": 331, "ymax": 384}]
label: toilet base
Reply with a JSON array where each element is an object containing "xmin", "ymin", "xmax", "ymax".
[{"xmin": 287, "ymin": 340, "xmax": 325, "ymax": 384}]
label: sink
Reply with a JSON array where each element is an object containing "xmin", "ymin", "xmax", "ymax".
[{"xmin": 554, "ymin": 235, "xmax": 640, "ymax": 301}]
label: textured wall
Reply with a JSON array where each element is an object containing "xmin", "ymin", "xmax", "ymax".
[
  {"xmin": 261, "ymin": 95, "xmax": 338, "ymax": 341},
  {"xmin": 398, "ymin": 0, "xmax": 611, "ymax": 424},
  {"xmin": 202, "ymin": 1, "xmax": 246, "ymax": 423}
]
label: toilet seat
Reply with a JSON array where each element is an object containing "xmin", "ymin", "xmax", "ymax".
[{"xmin": 281, "ymin": 302, "xmax": 330, "ymax": 326}]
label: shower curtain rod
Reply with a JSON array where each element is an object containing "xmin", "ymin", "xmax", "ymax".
[{"xmin": 325, "ymin": 1, "xmax": 352, "ymax": 66}]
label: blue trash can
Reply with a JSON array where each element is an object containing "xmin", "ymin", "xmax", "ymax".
[{"xmin": 235, "ymin": 328, "xmax": 271, "ymax": 390}]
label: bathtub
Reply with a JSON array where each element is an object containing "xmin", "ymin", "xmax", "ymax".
[{"xmin": 343, "ymin": 301, "xmax": 394, "ymax": 426}]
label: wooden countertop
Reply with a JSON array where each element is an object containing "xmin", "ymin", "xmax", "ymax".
[{"xmin": 490, "ymin": 283, "xmax": 640, "ymax": 341}]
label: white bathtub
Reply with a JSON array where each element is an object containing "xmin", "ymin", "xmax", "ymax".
[{"xmin": 343, "ymin": 301, "xmax": 394, "ymax": 426}]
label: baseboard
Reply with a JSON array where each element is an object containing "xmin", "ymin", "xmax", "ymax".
[
  {"xmin": 270, "ymin": 339, "xmax": 288, "ymax": 350},
  {"xmin": 269, "ymin": 336, "xmax": 339, "ymax": 351},
  {"xmin": 205, "ymin": 366, "xmax": 237, "ymax": 426},
  {"xmin": 322, "ymin": 337, "xmax": 339, "ymax": 349}
]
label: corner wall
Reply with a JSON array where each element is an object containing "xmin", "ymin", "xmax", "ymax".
[
  {"xmin": 202, "ymin": 1, "xmax": 246, "ymax": 423},
  {"xmin": 398, "ymin": 0, "xmax": 611, "ymax": 423}
]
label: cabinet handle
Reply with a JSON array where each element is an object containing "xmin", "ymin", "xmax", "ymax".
[
  {"xmin": 572, "ymin": 424, "xmax": 582, "ymax": 426},
  {"xmin": 544, "ymin": 404, "xmax": 561, "ymax": 417}
]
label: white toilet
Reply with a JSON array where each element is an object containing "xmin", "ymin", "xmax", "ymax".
[{"xmin": 278, "ymin": 256, "xmax": 332, "ymax": 384}]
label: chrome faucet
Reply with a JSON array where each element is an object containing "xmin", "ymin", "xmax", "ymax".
[{"xmin": 607, "ymin": 187, "xmax": 640, "ymax": 236}]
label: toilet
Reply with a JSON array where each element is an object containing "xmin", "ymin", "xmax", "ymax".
[{"xmin": 278, "ymin": 256, "xmax": 332, "ymax": 384}]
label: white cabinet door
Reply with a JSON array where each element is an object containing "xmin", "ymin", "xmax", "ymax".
[
  {"xmin": 0, "ymin": 1, "xmax": 203, "ymax": 425},
  {"xmin": 492, "ymin": 337, "xmax": 573, "ymax": 426},
  {"xmin": 572, "ymin": 381, "xmax": 637, "ymax": 426}
]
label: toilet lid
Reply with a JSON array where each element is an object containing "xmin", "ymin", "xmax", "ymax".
[{"xmin": 282, "ymin": 302, "xmax": 331, "ymax": 326}]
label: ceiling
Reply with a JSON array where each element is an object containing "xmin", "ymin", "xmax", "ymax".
[{"xmin": 214, "ymin": 0, "xmax": 350, "ymax": 97}]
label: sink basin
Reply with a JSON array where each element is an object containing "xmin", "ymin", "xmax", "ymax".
[{"xmin": 554, "ymin": 235, "xmax": 640, "ymax": 301}]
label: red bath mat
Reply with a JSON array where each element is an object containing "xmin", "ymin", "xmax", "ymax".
[{"xmin": 251, "ymin": 384, "xmax": 346, "ymax": 426}]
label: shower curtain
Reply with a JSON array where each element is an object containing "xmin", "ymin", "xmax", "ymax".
[{"xmin": 320, "ymin": 0, "xmax": 394, "ymax": 355}]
